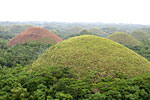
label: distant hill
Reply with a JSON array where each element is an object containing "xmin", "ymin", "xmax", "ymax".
[
  {"xmin": 64, "ymin": 27, "xmax": 83, "ymax": 34},
  {"xmin": 8, "ymin": 27, "xmax": 63, "ymax": 45},
  {"xmin": 108, "ymin": 32, "xmax": 140, "ymax": 46},
  {"xmin": 131, "ymin": 30, "xmax": 150, "ymax": 41},
  {"xmin": 64, "ymin": 29, "xmax": 101, "ymax": 39},
  {"xmin": 140, "ymin": 27, "xmax": 150, "ymax": 34},
  {"xmin": 88, "ymin": 28, "xmax": 107, "ymax": 37},
  {"xmin": 32, "ymin": 35, "xmax": 150, "ymax": 80},
  {"xmin": 7, "ymin": 24, "xmax": 34, "ymax": 34}
]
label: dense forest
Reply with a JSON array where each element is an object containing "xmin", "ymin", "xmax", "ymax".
[{"xmin": 1, "ymin": 22, "xmax": 150, "ymax": 100}]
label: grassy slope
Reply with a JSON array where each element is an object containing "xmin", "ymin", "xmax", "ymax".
[
  {"xmin": 108, "ymin": 32, "xmax": 140, "ymax": 46},
  {"xmin": 33, "ymin": 35, "xmax": 150, "ymax": 79}
]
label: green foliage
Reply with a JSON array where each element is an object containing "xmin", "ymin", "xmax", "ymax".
[
  {"xmin": 0, "ymin": 41, "xmax": 51, "ymax": 67},
  {"xmin": 127, "ymin": 40, "xmax": 150, "ymax": 61},
  {"xmin": 33, "ymin": 35, "xmax": 150, "ymax": 79},
  {"xmin": 0, "ymin": 65, "xmax": 91, "ymax": 100},
  {"xmin": 0, "ymin": 26, "xmax": 9, "ymax": 34},
  {"xmin": 0, "ymin": 33, "xmax": 14, "ymax": 40},
  {"xmin": 1, "ymin": 65, "xmax": 150, "ymax": 99},
  {"xmin": 140, "ymin": 27, "xmax": 150, "ymax": 34},
  {"xmin": 108, "ymin": 32, "xmax": 140, "ymax": 46},
  {"xmin": 55, "ymin": 92, "xmax": 73, "ymax": 100}
]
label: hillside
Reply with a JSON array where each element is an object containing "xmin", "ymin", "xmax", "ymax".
[
  {"xmin": 131, "ymin": 30, "xmax": 150, "ymax": 41},
  {"xmin": 8, "ymin": 27, "xmax": 63, "ymax": 45},
  {"xmin": 32, "ymin": 35, "xmax": 150, "ymax": 79},
  {"xmin": 108, "ymin": 32, "xmax": 140, "ymax": 46}
]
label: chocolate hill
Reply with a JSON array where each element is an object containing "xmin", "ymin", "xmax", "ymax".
[
  {"xmin": 8, "ymin": 27, "xmax": 63, "ymax": 45},
  {"xmin": 131, "ymin": 30, "xmax": 150, "ymax": 41},
  {"xmin": 32, "ymin": 35, "xmax": 150, "ymax": 79},
  {"xmin": 108, "ymin": 32, "xmax": 140, "ymax": 46}
]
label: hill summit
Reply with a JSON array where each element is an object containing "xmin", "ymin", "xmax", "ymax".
[
  {"xmin": 8, "ymin": 27, "xmax": 63, "ymax": 45},
  {"xmin": 33, "ymin": 35, "xmax": 150, "ymax": 79},
  {"xmin": 108, "ymin": 32, "xmax": 140, "ymax": 46}
]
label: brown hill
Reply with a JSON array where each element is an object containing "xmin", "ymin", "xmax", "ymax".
[{"xmin": 8, "ymin": 27, "xmax": 63, "ymax": 45}]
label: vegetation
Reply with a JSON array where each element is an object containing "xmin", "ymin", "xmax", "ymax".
[
  {"xmin": 108, "ymin": 32, "xmax": 140, "ymax": 46},
  {"xmin": 127, "ymin": 40, "xmax": 150, "ymax": 61},
  {"xmin": 1, "ymin": 22, "xmax": 150, "ymax": 99},
  {"xmin": 131, "ymin": 30, "xmax": 150, "ymax": 41},
  {"xmin": 2, "ymin": 65, "xmax": 150, "ymax": 100},
  {"xmin": 140, "ymin": 27, "xmax": 150, "ymax": 34},
  {"xmin": 0, "ymin": 33, "xmax": 14, "ymax": 40},
  {"xmin": 0, "ymin": 41, "xmax": 51, "ymax": 67},
  {"xmin": 33, "ymin": 35, "xmax": 150, "ymax": 80}
]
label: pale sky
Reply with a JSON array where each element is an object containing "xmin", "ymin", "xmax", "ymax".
[{"xmin": 0, "ymin": 0, "xmax": 150, "ymax": 24}]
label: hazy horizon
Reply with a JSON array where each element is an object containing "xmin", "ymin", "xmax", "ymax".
[{"xmin": 1, "ymin": 0, "xmax": 150, "ymax": 25}]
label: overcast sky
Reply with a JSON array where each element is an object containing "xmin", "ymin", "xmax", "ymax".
[{"xmin": 0, "ymin": 0, "xmax": 150, "ymax": 24}]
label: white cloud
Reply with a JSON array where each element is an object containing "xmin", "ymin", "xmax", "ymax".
[{"xmin": 0, "ymin": 0, "xmax": 150, "ymax": 24}]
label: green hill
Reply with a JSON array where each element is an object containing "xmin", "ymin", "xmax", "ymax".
[
  {"xmin": 88, "ymin": 28, "xmax": 107, "ymax": 37},
  {"xmin": 140, "ymin": 27, "xmax": 150, "ymax": 34},
  {"xmin": 131, "ymin": 30, "xmax": 150, "ymax": 41},
  {"xmin": 32, "ymin": 35, "xmax": 150, "ymax": 79},
  {"xmin": 108, "ymin": 32, "xmax": 140, "ymax": 46}
]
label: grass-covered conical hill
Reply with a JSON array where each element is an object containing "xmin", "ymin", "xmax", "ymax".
[
  {"xmin": 108, "ymin": 32, "xmax": 140, "ymax": 46},
  {"xmin": 8, "ymin": 27, "xmax": 63, "ymax": 45},
  {"xmin": 131, "ymin": 30, "xmax": 150, "ymax": 41},
  {"xmin": 32, "ymin": 35, "xmax": 150, "ymax": 79}
]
